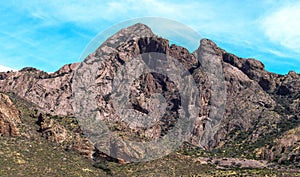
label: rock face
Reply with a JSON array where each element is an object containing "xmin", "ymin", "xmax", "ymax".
[
  {"xmin": 0, "ymin": 23, "xmax": 299, "ymax": 163},
  {"xmin": 0, "ymin": 93, "xmax": 21, "ymax": 136}
]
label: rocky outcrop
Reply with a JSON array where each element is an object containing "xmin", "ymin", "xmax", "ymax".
[
  {"xmin": 0, "ymin": 93, "xmax": 21, "ymax": 136},
  {"xmin": 222, "ymin": 53, "xmax": 279, "ymax": 92},
  {"xmin": 34, "ymin": 112, "xmax": 94, "ymax": 158}
]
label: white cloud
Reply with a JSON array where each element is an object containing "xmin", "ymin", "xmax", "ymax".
[
  {"xmin": 11, "ymin": 0, "xmax": 214, "ymax": 31},
  {"xmin": 0, "ymin": 65, "xmax": 16, "ymax": 72},
  {"xmin": 262, "ymin": 2, "xmax": 300, "ymax": 51}
]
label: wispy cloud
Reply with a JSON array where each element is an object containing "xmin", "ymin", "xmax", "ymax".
[{"xmin": 261, "ymin": 1, "xmax": 300, "ymax": 51}]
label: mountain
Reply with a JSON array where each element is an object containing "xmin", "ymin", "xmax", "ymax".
[{"xmin": 0, "ymin": 23, "xmax": 299, "ymax": 176}]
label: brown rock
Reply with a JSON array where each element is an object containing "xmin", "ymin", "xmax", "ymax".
[{"xmin": 0, "ymin": 93, "xmax": 21, "ymax": 136}]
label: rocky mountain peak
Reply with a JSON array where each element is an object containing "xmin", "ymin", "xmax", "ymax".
[
  {"xmin": 199, "ymin": 39, "xmax": 224, "ymax": 54},
  {"xmin": 0, "ymin": 23, "xmax": 299, "ymax": 164},
  {"xmin": 123, "ymin": 23, "xmax": 153, "ymax": 35},
  {"xmin": 100, "ymin": 23, "xmax": 154, "ymax": 48}
]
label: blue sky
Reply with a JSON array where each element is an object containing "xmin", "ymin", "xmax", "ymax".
[{"xmin": 0, "ymin": 0, "xmax": 300, "ymax": 74}]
